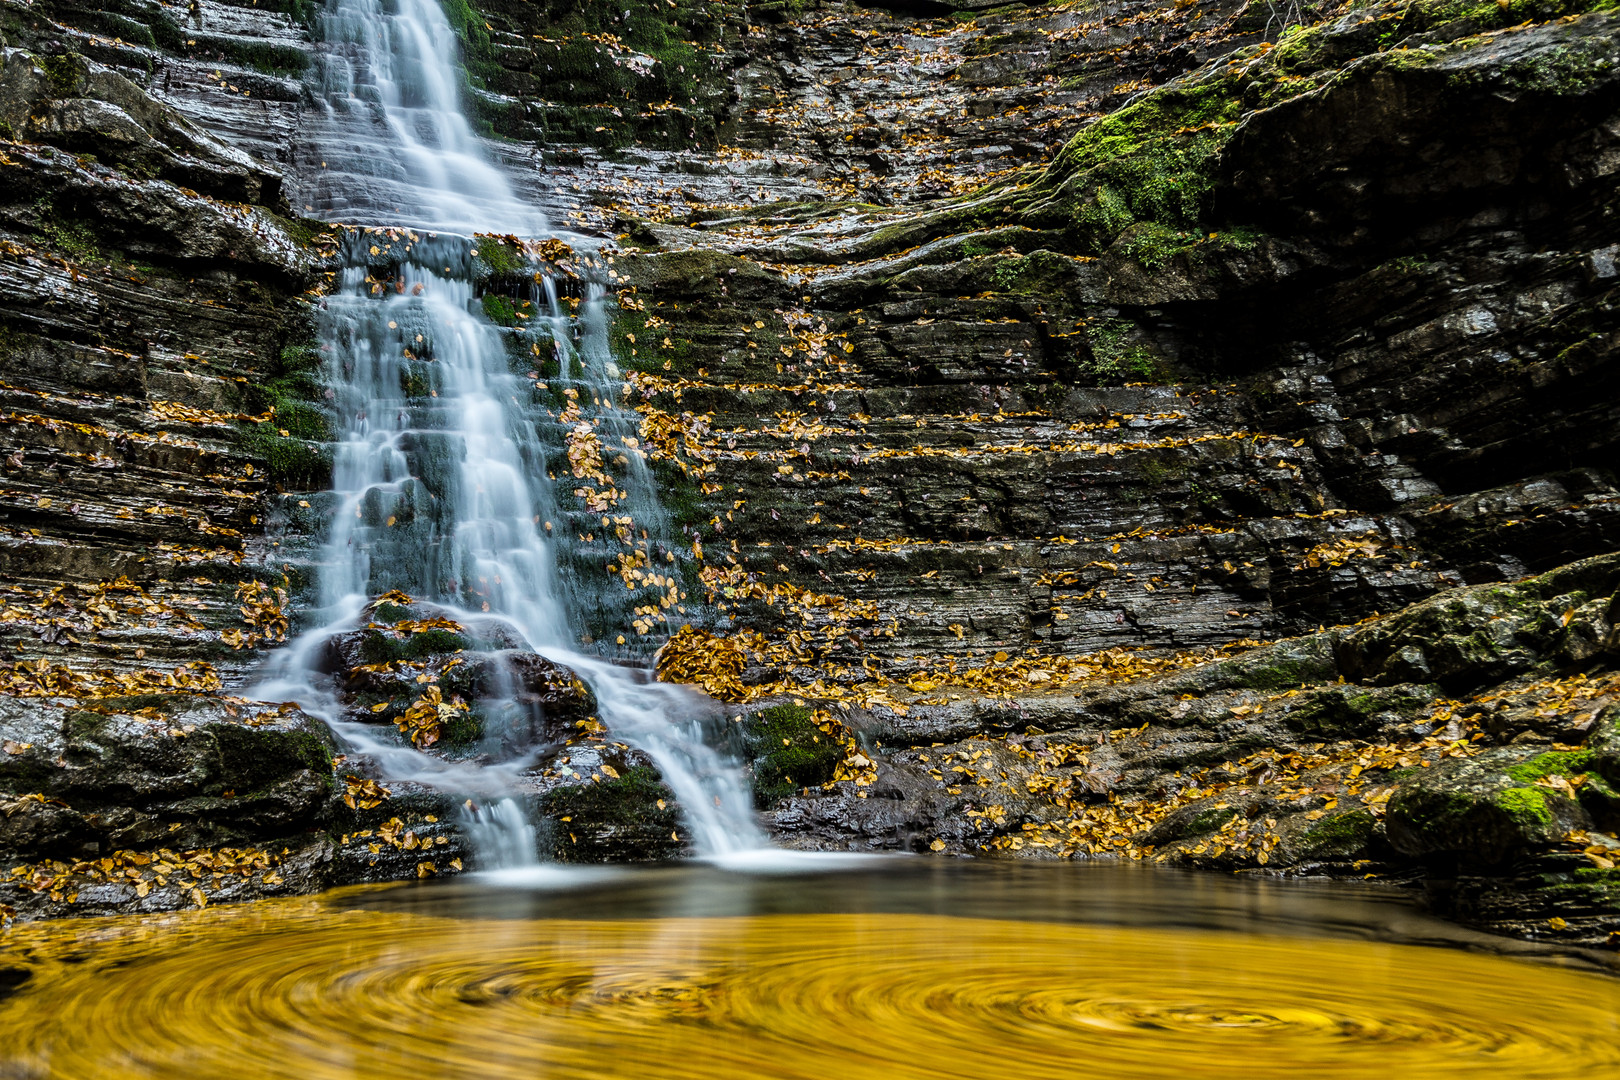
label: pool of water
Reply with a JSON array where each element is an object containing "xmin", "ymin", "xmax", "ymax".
[{"xmin": 2, "ymin": 859, "xmax": 1616, "ymax": 1079}]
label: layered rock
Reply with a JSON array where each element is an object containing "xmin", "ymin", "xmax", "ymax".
[{"xmin": 609, "ymin": 1, "xmax": 1620, "ymax": 944}]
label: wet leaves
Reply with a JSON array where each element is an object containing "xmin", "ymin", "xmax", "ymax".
[
  {"xmin": 343, "ymin": 776, "xmax": 391, "ymax": 811},
  {"xmin": 0, "ymin": 658, "xmax": 221, "ymax": 699},
  {"xmin": 230, "ymin": 581, "xmax": 289, "ymax": 648},
  {"xmin": 396, "ymin": 686, "xmax": 467, "ymax": 748},
  {"xmin": 6, "ymin": 844, "xmax": 282, "ymax": 906}
]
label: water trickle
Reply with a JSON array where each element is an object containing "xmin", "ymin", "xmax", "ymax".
[{"xmin": 256, "ymin": 0, "xmax": 765, "ymax": 867}]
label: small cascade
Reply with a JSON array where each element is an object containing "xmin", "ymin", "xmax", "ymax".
[
  {"xmin": 255, "ymin": 0, "xmax": 767, "ymax": 868},
  {"xmin": 459, "ymin": 798, "xmax": 539, "ymax": 870}
]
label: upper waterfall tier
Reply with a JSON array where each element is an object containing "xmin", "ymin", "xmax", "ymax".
[{"xmin": 294, "ymin": 0, "xmax": 543, "ymax": 234}]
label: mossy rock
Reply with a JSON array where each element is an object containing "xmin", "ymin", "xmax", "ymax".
[
  {"xmin": 1296, "ymin": 810, "xmax": 1378, "ymax": 861},
  {"xmin": 357, "ymin": 627, "xmax": 472, "ymax": 664},
  {"xmin": 1386, "ymin": 746, "xmax": 1592, "ymax": 865},
  {"xmin": 542, "ymin": 767, "xmax": 682, "ymax": 862},
  {"xmin": 742, "ymin": 704, "xmax": 841, "ymax": 806},
  {"xmin": 1280, "ymin": 683, "xmax": 1440, "ymax": 739},
  {"xmin": 1141, "ymin": 802, "xmax": 1240, "ymax": 847}
]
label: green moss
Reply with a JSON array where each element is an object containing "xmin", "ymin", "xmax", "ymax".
[
  {"xmin": 743, "ymin": 704, "xmax": 841, "ymax": 805},
  {"xmin": 371, "ymin": 602, "xmax": 411, "ymax": 624},
  {"xmin": 269, "ymin": 214, "xmax": 329, "ymax": 250},
  {"xmin": 237, "ymin": 427, "xmax": 332, "ymax": 488},
  {"xmin": 541, "ymin": 766, "xmax": 681, "ymax": 856},
  {"xmin": 34, "ymin": 202, "xmax": 101, "ymax": 261},
  {"xmin": 1283, "ymin": 685, "xmax": 1437, "ymax": 739},
  {"xmin": 240, "ymin": 338, "xmax": 335, "ymax": 472},
  {"xmin": 1299, "ymin": 809, "xmax": 1377, "ymax": 858},
  {"xmin": 210, "ymin": 723, "xmax": 334, "ymax": 792},
  {"xmin": 458, "ymin": 0, "xmax": 736, "ymax": 147},
  {"xmin": 221, "ymin": 38, "xmax": 309, "ymax": 77},
  {"xmin": 1112, "ymin": 221, "xmax": 1203, "ymax": 268},
  {"xmin": 1048, "ymin": 81, "xmax": 1243, "ymax": 243},
  {"xmin": 1183, "ymin": 807, "xmax": 1240, "ymax": 836},
  {"xmin": 1505, "ymin": 750, "xmax": 1595, "ymax": 785},
  {"xmin": 1495, "ymin": 786, "xmax": 1555, "ymax": 828},
  {"xmin": 1233, "ymin": 651, "xmax": 1337, "ymax": 692},
  {"xmin": 648, "ymin": 459, "xmax": 703, "ymax": 532},
  {"xmin": 1078, "ymin": 318, "xmax": 1163, "ymax": 385},
  {"xmin": 439, "ymin": 708, "xmax": 484, "ymax": 748},
  {"xmin": 35, "ymin": 53, "xmax": 86, "ymax": 95},
  {"xmin": 475, "ymin": 236, "xmax": 527, "ymax": 279},
  {"xmin": 358, "ymin": 628, "xmax": 471, "ymax": 664},
  {"xmin": 482, "ymin": 293, "xmax": 519, "ymax": 327}
]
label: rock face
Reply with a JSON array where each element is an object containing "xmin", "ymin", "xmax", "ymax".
[{"xmin": 0, "ymin": 0, "xmax": 1617, "ymax": 945}]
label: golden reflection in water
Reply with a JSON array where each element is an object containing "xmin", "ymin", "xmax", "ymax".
[{"xmin": 2, "ymin": 895, "xmax": 1617, "ymax": 1080}]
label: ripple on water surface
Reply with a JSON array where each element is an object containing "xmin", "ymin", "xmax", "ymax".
[{"xmin": 1, "ymin": 865, "xmax": 1617, "ymax": 1079}]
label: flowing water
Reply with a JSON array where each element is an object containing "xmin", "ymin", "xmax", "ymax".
[
  {"xmin": 255, "ymin": 0, "xmax": 763, "ymax": 862},
  {"xmin": 3, "ymin": 863, "xmax": 1618, "ymax": 1079}
]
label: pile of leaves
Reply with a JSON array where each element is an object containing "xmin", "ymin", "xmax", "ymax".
[
  {"xmin": 5, "ymin": 845, "xmax": 283, "ymax": 907},
  {"xmin": 0, "ymin": 659, "xmax": 221, "ymax": 699},
  {"xmin": 221, "ymin": 580, "xmax": 289, "ymax": 649}
]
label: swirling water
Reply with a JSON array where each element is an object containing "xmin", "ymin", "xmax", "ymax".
[
  {"xmin": 3, "ymin": 863, "xmax": 1618, "ymax": 1079},
  {"xmin": 254, "ymin": 0, "xmax": 763, "ymax": 862}
]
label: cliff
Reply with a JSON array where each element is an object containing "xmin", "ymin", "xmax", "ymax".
[{"xmin": 0, "ymin": 0, "xmax": 1616, "ymax": 944}]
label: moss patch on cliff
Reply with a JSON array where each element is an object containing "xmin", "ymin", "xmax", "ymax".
[
  {"xmin": 743, "ymin": 704, "xmax": 841, "ymax": 805},
  {"xmin": 1039, "ymin": 80, "xmax": 1244, "ymax": 247},
  {"xmin": 239, "ymin": 337, "xmax": 335, "ymax": 489}
]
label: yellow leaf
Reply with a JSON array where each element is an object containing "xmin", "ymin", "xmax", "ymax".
[{"xmin": 929, "ymin": 839, "xmax": 946, "ymax": 852}]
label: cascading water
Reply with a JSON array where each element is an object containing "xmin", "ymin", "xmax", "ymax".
[
  {"xmin": 297, "ymin": 0, "xmax": 539, "ymax": 234},
  {"xmin": 254, "ymin": 0, "xmax": 765, "ymax": 867}
]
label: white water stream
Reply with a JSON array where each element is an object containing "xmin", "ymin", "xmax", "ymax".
[{"xmin": 255, "ymin": 0, "xmax": 765, "ymax": 865}]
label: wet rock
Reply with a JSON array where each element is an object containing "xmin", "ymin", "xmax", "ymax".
[
  {"xmin": 0, "ymin": 696, "xmax": 337, "ymax": 854},
  {"xmin": 1386, "ymin": 747, "xmax": 1596, "ymax": 866},
  {"xmin": 540, "ymin": 765, "xmax": 685, "ymax": 862},
  {"xmin": 316, "ymin": 614, "xmax": 598, "ymax": 749},
  {"xmin": 0, "ymin": 48, "xmax": 285, "ymax": 206},
  {"xmin": 1339, "ymin": 553, "xmax": 1620, "ymax": 688},
  {"xmin": 740, "ymin": 703, "xmax": 842, "ymax": 806}
]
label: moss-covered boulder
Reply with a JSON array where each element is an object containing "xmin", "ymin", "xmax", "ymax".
[
  {"xmin": 541, "ymin": 766, "xmax": 684, "ymax": 862},
  {"xmin": 0, "ymin": 695, "xmax": 337, "ymax": 857},
  {"xmin": 1385, "ymin": 746, "xmax": 1594, "ymax": 866},
  {"xmin": 1293, "ymin": 809, "xmax": 1380, "ymax": 863},
  {"xmin": 1338, "ymin": 553, "xmax": 1620, "ymax": 689},
  {"xmin": 316, "ymin": 603, "xmax": 597, "ymax": 750}
]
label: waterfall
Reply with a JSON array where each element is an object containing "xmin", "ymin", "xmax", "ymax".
[
  {"xmin": 253, "ymin": 0, "xmax": 766, "ymax": 867},
  {"xmin": 297, "ymin": 0, "xmax": 538, "ymax": 235}
]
